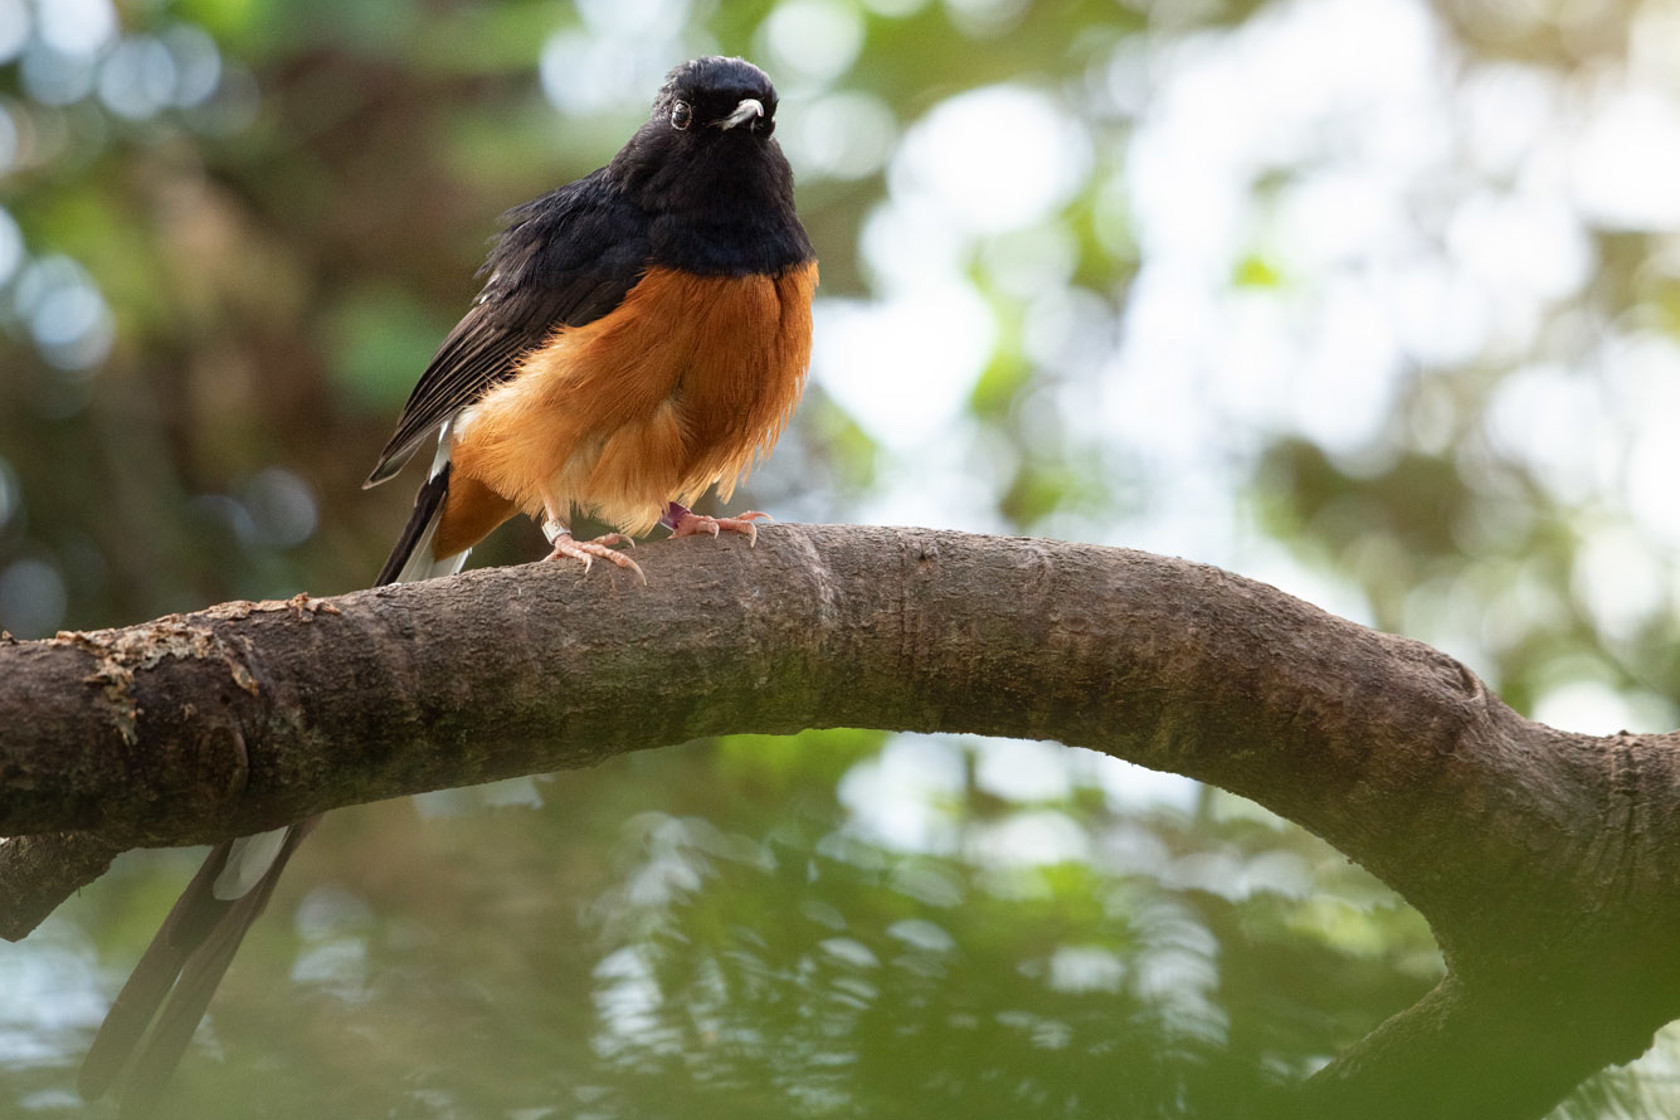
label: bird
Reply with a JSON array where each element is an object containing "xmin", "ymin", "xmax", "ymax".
[{"xmin": 80, "ymin": 55, "xmax": 815, "ymax": 1114}]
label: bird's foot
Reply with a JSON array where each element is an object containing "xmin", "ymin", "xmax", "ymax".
[
  {"xmin": 669, "ymin": 509, "xmax": 773, "ymax": 547},
  {"xmin": 545, "ymin": 527, "xmax": 644, "ymax": 583}
]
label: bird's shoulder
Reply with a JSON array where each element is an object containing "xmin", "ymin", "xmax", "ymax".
[
  {"xmin": 366, "ymin": 169, "xmax": 654, "ymax": 486},
  {"xmin": 480, "ymin": 168, "xmax": 653, "ymax": 323}
]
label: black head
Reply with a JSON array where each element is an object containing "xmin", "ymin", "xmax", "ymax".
[
  {"xmin": 607, "ymin": 56, "xmax": 811, "ymax": 275},
  {"xmin": 654, "ymin": 56, "xmax": 779, "ymax": 139},
  {"xmin": 610, "ymin": 57, "xmax": 790, "ymax": 206}
]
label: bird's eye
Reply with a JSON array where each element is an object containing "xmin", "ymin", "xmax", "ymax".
[
  {"xmin": 754, "ymin": 114, "xmax": 775, "ymax": 138},
  {"xmin": 670, "ymin": 101, "xmax": 692, "ymax": 131}
]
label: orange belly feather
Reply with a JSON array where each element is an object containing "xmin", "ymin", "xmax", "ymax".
[{"xmin": 436, "ymin": 260, "xmax": 816, "ymax": 555}]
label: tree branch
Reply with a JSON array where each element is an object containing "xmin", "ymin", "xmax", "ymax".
[
  {"xmin": 2, "ymin": 524, "xmax": 1674, "ymax": 1118},
  {"xmin": 0, "ymin": 831, "xmax": 120, "ymax": 940}
]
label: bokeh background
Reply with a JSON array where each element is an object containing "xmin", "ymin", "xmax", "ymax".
[{"xmin": 4, "ymin": 0, "xmax": 1680, "ymax": 1116}]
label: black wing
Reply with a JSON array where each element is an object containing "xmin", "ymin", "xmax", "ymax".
[{"xmin": 365, "ymin": 169, "xmax": 651, "ymax": 487}]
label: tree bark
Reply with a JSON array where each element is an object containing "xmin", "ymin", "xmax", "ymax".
[{"xmin": 2, "ymin": 524, "xmax": 1674, "ymax": 1118}]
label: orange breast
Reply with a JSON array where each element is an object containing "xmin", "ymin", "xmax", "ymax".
[{"xmin": 447, "ymin": 260, "xmax": 816, "ymax": 539}]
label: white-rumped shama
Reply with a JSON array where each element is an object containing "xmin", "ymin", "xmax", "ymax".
[{"xmin": 81, "ymin": 56, "xmax": 815, "ymax": 1114}]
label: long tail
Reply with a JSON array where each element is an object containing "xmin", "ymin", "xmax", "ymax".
[
  {"xmin": 78, "ymin": 822, "xmax": 318, "ymax": 1113},
  {"xmin": 81, "ymin": 439, "xmax": 471, "ymax": 1114}
]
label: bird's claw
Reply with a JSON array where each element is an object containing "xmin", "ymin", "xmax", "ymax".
[
  {"xmin": 547, "ymin": 533, "xmax": 645, "ymax": 584},
  {"xmin": 671, "ymin": 510, "xmax": 773, "ymax": 547}
]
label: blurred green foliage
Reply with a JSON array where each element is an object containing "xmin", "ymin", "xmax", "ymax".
[{"xmin": 2, "ymin": 0, "xmax": 1677, "ymax": 1117}]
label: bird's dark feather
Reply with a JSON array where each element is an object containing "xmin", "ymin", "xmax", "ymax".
[
  {"xmin": 374, "ymin": 462, "xmax": 453, "ymax": 585},
  {"xmin": 79, "ymin": 821, "xmax": 318, "ymax": 1116},
  {"xmin": 77, "ymin": 844, "xmax": 234, "ymax": 1103},
  {"xmin": 366, "ymin": 170, "xmax": 652, "ymax": 485}
]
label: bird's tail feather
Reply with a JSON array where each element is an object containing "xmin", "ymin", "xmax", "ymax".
[
  {"xmin": 79, "ymin": 820, "xmax": 318, "ymax": 1114},
  {"xmin": 375, "ymin": 462, "xmax": 470, "ymax": 586},
  {"xmin": 84, "ymin": 426, "xmax": 469, "ymax": 1110},
  {"xmin": 376, "ymin": 427, "xmax": 471, "ymax": 586}
]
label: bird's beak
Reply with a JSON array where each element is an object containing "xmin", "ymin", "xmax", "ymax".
[{"xmin": 718, "ymin": 98, "xmax": 765, "ymax": 130}]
